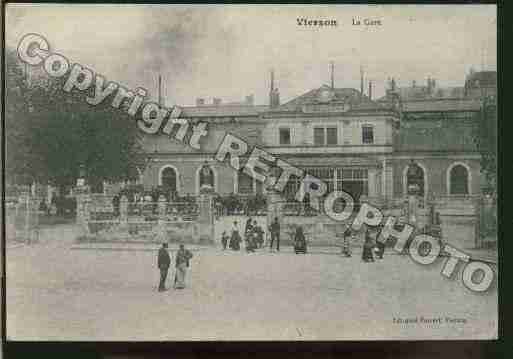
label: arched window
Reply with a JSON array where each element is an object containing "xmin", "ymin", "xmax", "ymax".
[
  {"xmin": 196, "ymin": 164, "xmax": 217, "ymax": 194},
  {"xmin": 449, "ymin": 164, "xmax": 469, "ymax": 195},
  {"xmin": 160, "ymin": 166, "xmax": 177, "ymax": 193},
  {"xmin": 199, "ymin": 165, "xmax": 214, "ymax": 188}
]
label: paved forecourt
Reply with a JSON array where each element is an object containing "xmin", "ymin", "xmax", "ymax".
[{"xmin": 6, "ymin": 235, "xmax": 497, "ymax": 341}]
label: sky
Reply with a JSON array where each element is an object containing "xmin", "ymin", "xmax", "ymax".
[{"xmin": 6, "ymin": 4, "xmax": 497, "ymax": 106}]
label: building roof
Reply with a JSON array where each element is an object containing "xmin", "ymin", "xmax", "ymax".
[
  {"xmin": 402, "ymin": 99, "xmax": 481, "ymax": 113},
  {"xmin": 180, "ymin": 105, "xmax": 269, "ymax": 118},
  {"xmin": 465, "ymin": 71, "xmax": 497, "ymax": 88},
  {"xmin": 394, "ymin": 121, "xmax": 477, "ymax": 152},
  {"xmin": 274, "ymin": 85, "xmax": 393, "ymax": 113}
]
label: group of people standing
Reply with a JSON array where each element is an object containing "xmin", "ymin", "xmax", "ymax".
[
  {"xmin": 157, "ymin": 243, "xmax": 194, "ymax": 292},
  {"xmin": 340, "ymin": 225, "xmax": 386, "ymax": 262},
  {"xmin": 221, "ymin": 217, "xmax": 282, "ymax": 252}
]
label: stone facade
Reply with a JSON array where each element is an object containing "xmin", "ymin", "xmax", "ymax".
[{"xmin": 138, "ymin": 76, "xmax": 493, "ymax": 205}]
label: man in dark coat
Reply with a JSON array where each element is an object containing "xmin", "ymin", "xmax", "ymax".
[
  {"xmin": 157, "ymin": 243, "xmax": 171, "ymax": 291},
  {"xmin": 269, "ymin": 217, "xmax": 281, "ymax": 252}
]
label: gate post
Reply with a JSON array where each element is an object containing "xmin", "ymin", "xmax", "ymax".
[
  {"xmin": 76, "ymin": 189, "xmax": 91, "ymax": 236},
  {"xmin": 157, "ymin": 195, "xmax": 167, "ymax": 243},
  {"xmin": 5, "ymin": 202, "xmax": 17, "ymax": 242},
  {"xmin": 197, "ymin": 186, "xmax": 215, "ymax": 244},
  {"xmin": 474, "ymin": 195, "xmax": 483, "ymax": 249},
  {"xmin": 119, "ymin": 195, "xmax": 128, "ymax": 222},
  {"xmin": 265, "ymin": 175, "xmax": 284, "ymax": 236}
]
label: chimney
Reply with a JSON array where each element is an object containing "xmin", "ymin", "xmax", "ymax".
[
  {"xmin": 158, "ymin": 75, "xmax": 163, "ymax": 106},
  {"xmin": 196, "ymin": 98, "xmax": 205, "ymax": 106},
  {"xmin": 269, "ymin": 69, "xmax": 280, "ymax": 108},
  {"xmin": 360, "ymin": 65, "xmax": 364, "ymax": 97},
  {"xmin": 368, "ymin": 80, "xmax": 373, "ymax": 101},
  {"xmin": 245, "ymin": 94, "xmax": 254, "ymax": 105},
  {"xmin": 269, "ymin": 69, "xmax": 275, "ymax": 107},
  {"xmin": 271, "ymin": 88, "xmax": 280, "ymax": 108},
  {"xmin": 213, "ymin": 98, "xmax": 222, "ymax": 106}
]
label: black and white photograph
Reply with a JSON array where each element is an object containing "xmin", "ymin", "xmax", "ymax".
[{"xmin": 4, "ymin": 4, "xmax": 498, "ymax": 341}]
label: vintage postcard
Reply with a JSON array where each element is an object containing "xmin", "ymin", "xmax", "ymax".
[{"xmin": 4, "ymin": 4, "xmax": 498, "ymax": 341}]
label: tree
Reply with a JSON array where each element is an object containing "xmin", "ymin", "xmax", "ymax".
[
  {"xmin": 5, "ymin": 49, "xmax": 34, "ymax": 185},
  {"xmin": 5, "ymin": 49, "xmax": 144, "ymax": 196},
  {"xmin": 472, "ymin": 97, "xmax": 497, "ymax": 193}
]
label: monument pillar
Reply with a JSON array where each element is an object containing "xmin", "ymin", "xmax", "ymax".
[
  {"xmin": 75, "ymin": 182, "xmax": 91, "ymax": 236},
  {"xmin": 407, "ymin": 185, "xmax": 419, "ymax": 226},
  {"xmin": 157, "ymin": 195, "xmax": 167, "ymax": 243},
  {"xmin": 265, "ymin": 174, "xmax": 283, "ymax": 230},
  {"xmin": 119, "ymin": 195, "xmax": 129, "ymax": 223}
]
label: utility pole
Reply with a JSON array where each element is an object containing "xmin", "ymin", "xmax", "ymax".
[
  {"xmin": 330, "ymin": 61, "xmax": 334, "ymax": 89},
  {"xmin": 360, "ymin": 65, "xmax": 364, "ymax": 97},
  {"xmin": 158, "ymin": 75, "xmax": 163, "ymax": 106}
]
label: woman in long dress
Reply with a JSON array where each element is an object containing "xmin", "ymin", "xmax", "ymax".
[
  {"xmin": 174, "ymin": 244, "xmax": 193, "ymax": 289},
  {"xmin": 230, "ymin": 221, "xmax": 241, "ymax": 251},
  {"xmin": 341, "ymin": 226, "xmax": 352, "ymax": 257},
  {"xmin": 293, "ymin": 226, "xmax": 307, "ymax": 254}
]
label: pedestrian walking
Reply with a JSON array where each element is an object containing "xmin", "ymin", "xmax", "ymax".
[
  {"xmin": 244, "ymin": 217, "xmax": 256, "ymax": 252},
  {"xmin": 341, "ymin": 226, "xmax": 352, "ymax": 257},
  {"xmin": 157, "ymin": 243, "xmax": 171, "ymax": 291},
  {"xmin": 269, "ymin": 217, "xmax": 281, "ymax": 251},
  {"xmin": 293, "ymin": 226, "xmax": 307, "ymax": 254},
  {"xmin": 174, "ymin": 244, "xmax": 193, "ymax": 289},
  {"xmin": 253, "ymin": 220, "xmax": 264, "ymax": 248},
  {"xmin": 230, "ymin": 220, "xmax": 241, "ymax": 251},
  {"xmin": 221, "ymin": 230, "xmax": 228, "ymax": 250},
  {"xmin": 362, "ymin": 228, "xmax": 375, "ymax": 263},
  {"xmin": 245, "ymin": 217, "xmax": 253, "ymax": 235},
  {"xmin": 374, "ymin": 227, "xmax": 385, "ymax": 260}
]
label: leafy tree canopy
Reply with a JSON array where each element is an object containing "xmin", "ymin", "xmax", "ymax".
[
  {"xmin": 472, "ymin": 97, "xmax": 497, "ymax": 192},
  {"xmin": 5, "ymin": 49, "xmax": 144, "ymax": 193}
]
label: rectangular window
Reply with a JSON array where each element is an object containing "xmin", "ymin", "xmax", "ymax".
[
  {"xmin": 279, "ymin": 128, "xmax": 291, "ymax": 145},
  {"xmin": 326, "ymin": 127, "xmax": 338, "ymax": 145},
  {"xmin": 314, "ymin": 127, "xmax": 325, "ymax": 145},
  {"xmin": 362, "ymin": 125, "xmax": 374, "ymax": 144},
  {"xmin": 314, "ymin": 126, "xmax": 338, "ymax": 145}
]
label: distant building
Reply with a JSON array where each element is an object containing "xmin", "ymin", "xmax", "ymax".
[
  {"xmin": 19, "ymin": 57, "xmax": 495, "ymax": 209},
  {"xmin": 464, "ymin": 70, "xmax": 497, "ymax": 99},
  {"xmin": 137, "ymin": 69, "xmax": 495, "ymax": 204}
]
